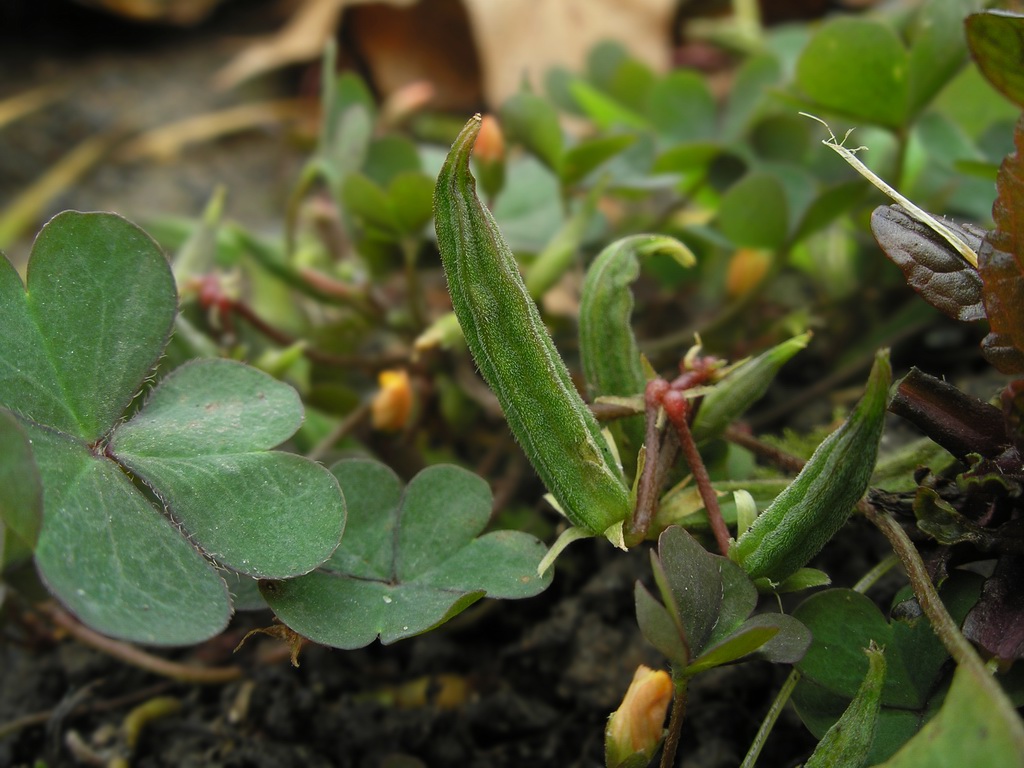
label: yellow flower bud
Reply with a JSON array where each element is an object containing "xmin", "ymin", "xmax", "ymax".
[
  {"xmin": 371, "ymin": 369, "xmax": 413, "ymax": 432},
  {"xmin": 471, "ymin": 114, "xmax": 506, "ymax": 201},
  {"xmin": 725, "ymin": 247, "xmax": 772, "ymax": 298},
  {"xmin": 473, "ymin": 114, "xmax": 505, "ymax": 164},
  {"xmin": 605, "ymin": 665, "xmax": 673, "ymax": 767}
]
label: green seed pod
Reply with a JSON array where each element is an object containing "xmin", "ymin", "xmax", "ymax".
[
  {"xmin": 580, "ymin": 234, "xmax": 696, "ymax": 402},
  {"xmin": 690, "ymin": 331, "xmax": 812, "ymax": 444},
  {"xmin": 434, "ymin": 116, "xmax": 632, "ymax": 535},
  {"xmin": 731, "ymin": 349, "xmax": 892, "ymax": 583},
  {"xmin": 579, "ymin": 234, "xmax": 695, "ymax": 472},
  {"xmin": 804, "ymin": 643, "xmax": 886, "ymax": 768}
]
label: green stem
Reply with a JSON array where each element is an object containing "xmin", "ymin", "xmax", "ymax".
[
  {"xmin": 401, "ymin": 237, "xmax": 424, "ymax": 329},
  {"xmin": 851, "ymin": 552, "xmax": 899, "ymax": 595},
  {"xmin": 739, "ymin": 669, "xmax": 801, "ymax": 768},
  {"xmin": 660, "ymin": 679, "xmax": 688, "ymax": 768},
  {"xmin": 891, "ymin": 126, "xmax": 910, "ymax": 192}
]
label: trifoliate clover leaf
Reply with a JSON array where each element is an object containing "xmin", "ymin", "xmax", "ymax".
[
  {"xmin": 0, "ymin": 211, "xmax": 345, "ymax": 644},
  {"xmin": 260, "ymin": 459, "xmax": 552, "ymax": 648}
]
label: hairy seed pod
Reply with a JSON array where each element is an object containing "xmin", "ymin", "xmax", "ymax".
[
  {"xmin": 579, "ymin": 234, "xmax": 696, "ymax": 468},
  {"xmin": 434, "ymin": 116, "xmax": 632, "ymax": 535},
  {"xmin": 690, "ymin": 331, "xmax": 812, "ymax": 444},
  {"xmin": 731, "ymin": 349, "xmax": 892, "ymax": 583}
]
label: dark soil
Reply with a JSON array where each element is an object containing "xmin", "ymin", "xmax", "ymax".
[{"xmin": 2, "ymin": 537, "xmax": 827, "ymax": 768}]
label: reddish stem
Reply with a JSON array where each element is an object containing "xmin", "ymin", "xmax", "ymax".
[
  {"xmin": 663, "ymin": 390, "xmax": 731, "ymax": 556},
  {"xmin": 41, "ymin": 604, "xmax": 242, "ymax": 685},
  {"xmin": 198, "ymin": 287, "xmax": 406, "ymax": 372},
  {"xmin": 626, "ymin": 380, "xmax": 671, "ymax": 545}
]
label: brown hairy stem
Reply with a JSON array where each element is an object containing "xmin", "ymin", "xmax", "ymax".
[{"xmin": 40, "ymin": 604, "xmax": 243, "ymax": 685}]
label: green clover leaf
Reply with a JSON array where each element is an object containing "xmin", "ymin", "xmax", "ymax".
[
  {"xmin": 0, "ymin": 211, "xmax": 345, "ymax": 644},
  {"xmin": 261, "ymin": 459, "xmax": 552, "ymax": 648}
]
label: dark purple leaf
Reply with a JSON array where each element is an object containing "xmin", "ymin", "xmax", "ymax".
[
  {"xmin": 635, "ymin": 581, "xmax": 689, "ymax": 667},
  {"xmin": 1002, "ymin": 380, "xmax": 1024, "ymax": 456},
  {"xmin": 748, "ymin": 612, "xmax": 812, "ymax": 664},
  {"xmin": 653, "ymin": 526, "xmax": 722, "ymax": 655},
  {"xmin": 889, "ymin": 368, "xmax": 1010, "ymax": 460},
  {"xmin": 962, "ymin": 554, "xmax": 1024, "ymax": 663},
  {"xmin": 870, "ymin": 205, "xmax": 986, "ymax": 323}
]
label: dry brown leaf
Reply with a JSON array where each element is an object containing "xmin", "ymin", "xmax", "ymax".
[
  {"xmin": 0, "ymin": 130, "xmax": 123, "ymax": 250},
  {"xmin": 116, "ymin": 99, "xmax": 312, "ymax": 162},
  {"xmin": 345, "ymin": 0, "xmax": 482, "ymax": 110},
  {"xmin": 0, "ymin": 85, "xmax": 66, "ymax": 131},
  {"xmin": 215, "ymin": 0, "xmax": 676, "ymax": 110},
  {"xmin": 462, "ymin": 0, "xmax": 677, "ymax": 105},
  {"xmin": 214, "ymin": 0, "xmax": 417, "ymax": 90}
]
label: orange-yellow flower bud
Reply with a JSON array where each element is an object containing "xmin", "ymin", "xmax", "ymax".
[
  {"xmin": 725, "ymin": 247, "xmax": 772, "ymax": 298},
  {"xmin": 472, "ymin": 114, "xmax": 507, "ymax": 201},
  {"xmin": 605, "ymin": 665, "xmax": 673, "ymax": 767},
  {"xmin": 473, "ymin": 114, "xmax": 505, "ymax": 164},
  {"xmin": 371, "ymin": 369, "xmax": 413, "ymax": 432}
]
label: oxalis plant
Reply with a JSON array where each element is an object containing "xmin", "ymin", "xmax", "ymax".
[
  {"xmin": 4, "ymin": 1, "xmax": 1024, "ymax": 765},
  {"xmin": 0, "ymin": 211, "xmax": 551, "ymax": 650}
]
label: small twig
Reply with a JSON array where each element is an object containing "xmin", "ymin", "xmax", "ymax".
[
  {"xmin": 590, "ymin": 399, "xmax": 645, "ymax": 422},
  {"xmin": 306, "ymin": 400, "xmax": 371, "ymax": 463},
  {"xmin": 724, "ymin": 425, "xmax": 806, "ymax": 474},
  {"xmin": 665, "ymin": 393, "xmax": 731, "ymax": 556},
  {"xmin": 626, "ymin": 382, "xmax": 670, "ymax": 545},
  {"xmin": 40, "ymin": 604, "xmax": 242, "ymax": 685},
  {"xmin": 228, "ymin": 300, "xmax": 407, "ymax": 372},
  {"xmin": 660, "ymin": 681, "xmax": 688, "ymax": 768},
  {"xmin": 0, "ymin": 682, "xmax": 173, "ymax": 741},
  {"xmin": 861, "ymin": 500, "xmax": 1024, "ymax": 751}
]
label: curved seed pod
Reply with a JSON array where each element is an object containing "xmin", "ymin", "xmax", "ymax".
[
  {"xmin": 731, "ymin": 349, "xmax": 892, "ymax": 583},
  {"xmin": 434, "ymin": 116, "xmax": 632, "ymax": 535},
  {"xmin": 690, "ymin": 331, "xmax": 812, "ymax": 444},
  {"xmin": 580, "ymin": 234, "xmax": 696, "ymax": 400},
  {"xmin": 579, "ymin": 235, "xmax": 695, "ymax": 467}
]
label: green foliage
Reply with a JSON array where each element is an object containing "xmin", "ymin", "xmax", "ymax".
[
  {"xmin": 792, "ymin": 576, "xmax": 986, "ymax": 764},
  {"xmin": 690, "ymin": 332, "xmax": 811, "ymax": 444},
  {"xmin": 635, "ymin": 527, "xmax": 810, "ymax": 676},
  {"xmin": 717, "ymin": 172, "xmax": 790, "ymax": 249},
  {"xmin": 0, "ymin": 410, "xmax": 42, "ymax": 569},
  {"xmin": 873, "ymin": 663, "xmax": 1024, "ymax": 768},
  {"xmin": 260, "ymin": 459, "xmax": 552, "ymax": 648},
  {"xmin": 579, "ymin": 234, "xmax": 697, "ymax": 464},
  {"xmin": 434, "ymin": 117, "xmax": 631, "ymax": 538},
  {"xmin": 0, "ymin": 213, "xmax": 348, "ymax": 644},
  {"xmin": 966, "ymin": 9, "xmax": 1024, "ymax": 109},
  {"xmin": 731, "ymin": 350, "xmax": 892, "ymax": 585},
  {"xmin": 804, "ymin": 643, "xmax": 886, "ymax": 768}
]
